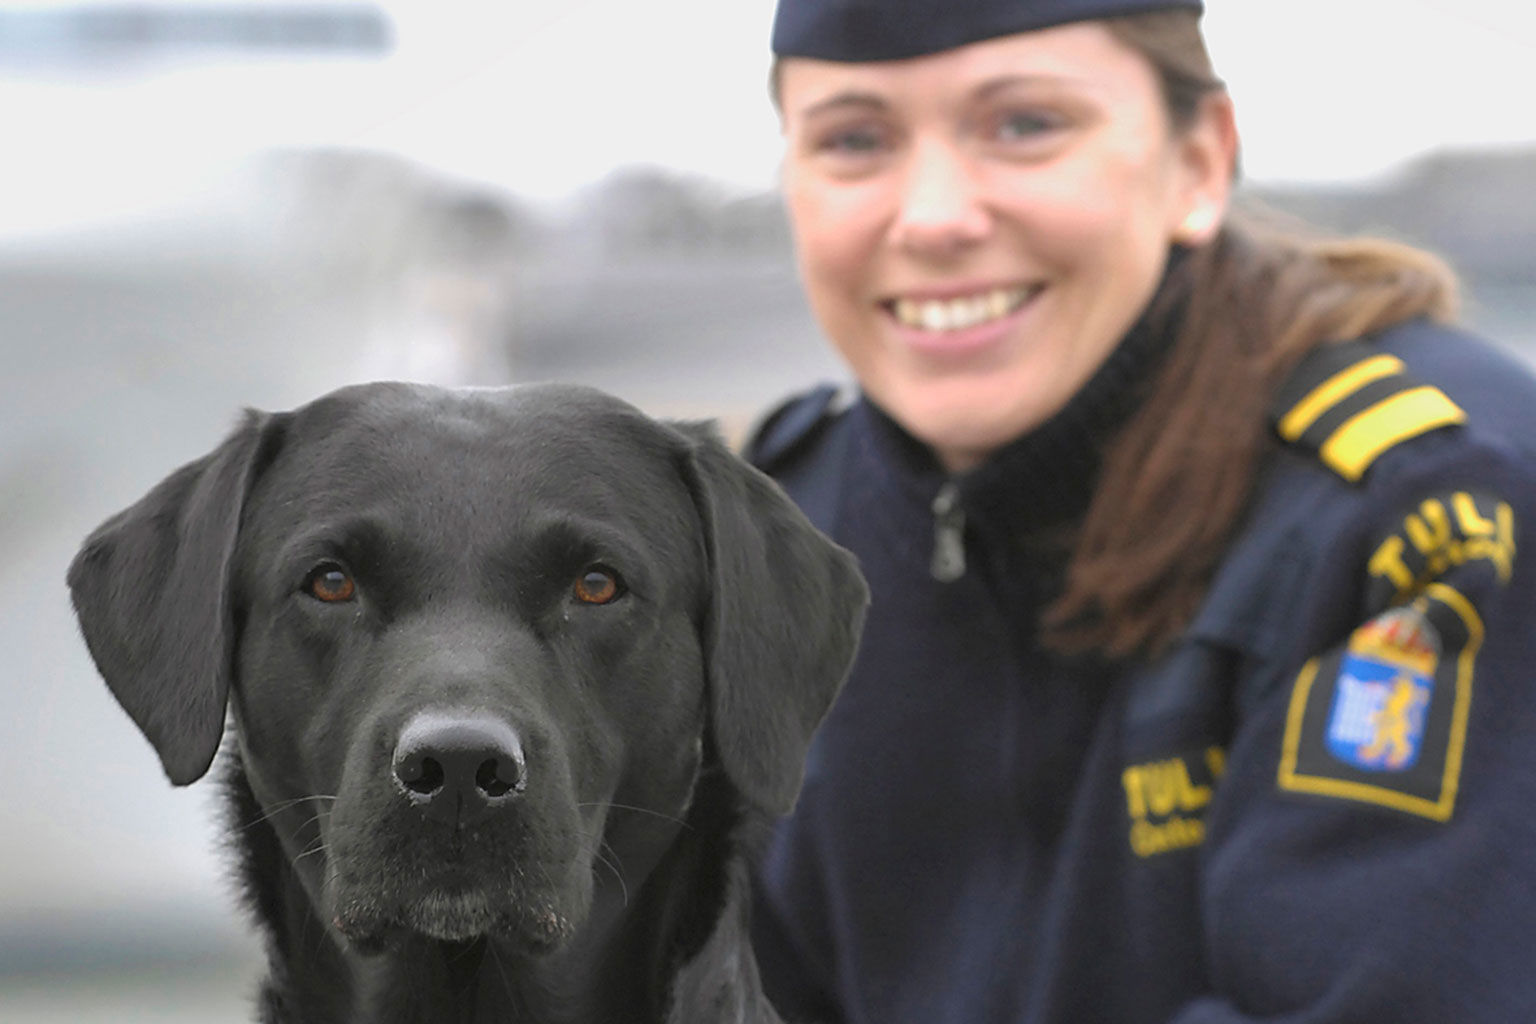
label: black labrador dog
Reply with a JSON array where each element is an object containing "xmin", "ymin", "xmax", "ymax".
[{"xmin": 67, "ymin": 382, "xmax": 867, "ymax": 1024}]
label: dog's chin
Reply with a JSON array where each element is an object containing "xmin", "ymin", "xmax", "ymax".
[
  {"xmin": 406, "ymin": 889, "xmax": 504, "ymax": 942},
  {"xmin": 332, "ymin": 882, "xmax": 583, "ymax": 957},
  {"xmin": 408, "ymin": 888, "xmax": 576, "ymax": 950}
]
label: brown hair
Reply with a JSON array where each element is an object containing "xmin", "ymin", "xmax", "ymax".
[{"xmin": 1041, "ymin": 10, "xmax": 1461, "ymax": 656}]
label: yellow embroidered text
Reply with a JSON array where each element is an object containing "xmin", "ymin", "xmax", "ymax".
[{"xmin": 1122, "ymin": 747, "xmax": 1226, "ymax": 859}]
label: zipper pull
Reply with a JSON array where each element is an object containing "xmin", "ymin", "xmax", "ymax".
[{"xmin": 930, "ymin": 481, "xmax": 966, "ymax": 582}]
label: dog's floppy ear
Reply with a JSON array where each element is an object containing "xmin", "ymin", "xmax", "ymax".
[
  {"xmin": 678, "ymin": 426, "xmax": 868, "ymax": 816},
  {"xmin": 67, "ymin": 411, "xmax": 278, "ymax": 786}
]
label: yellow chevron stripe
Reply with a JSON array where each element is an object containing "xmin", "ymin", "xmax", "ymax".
[
  {"xmin": 1277, "ymin": 354, "xmax": 1406, "ymax": 441},
  {"xmin": 1320, "ymin": 387, "xmax": 1468, "ymax": 481}
]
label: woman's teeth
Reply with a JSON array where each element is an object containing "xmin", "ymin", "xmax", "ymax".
[{"xmin": 890, "ymin": 286, "xmax": 1035, "ymax": 331}]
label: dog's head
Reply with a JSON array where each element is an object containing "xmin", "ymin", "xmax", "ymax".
[{"xmin": 67, "ymin": 382, "xmax": 866, "ymax": 953}]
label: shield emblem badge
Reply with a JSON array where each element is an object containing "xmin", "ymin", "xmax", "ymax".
[
  {"xmin": 1279, "ymin": 593, "xmax": 1476, "ymax": 822},
  {"xmin": 1324, "ymin": 607, "xmax": 1438, "ymax": 772}
]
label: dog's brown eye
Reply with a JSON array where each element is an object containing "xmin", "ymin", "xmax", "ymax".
[
  {"xmin": 573, "ymin": 567, "xmax": 623, "ymax": 605},
  {"xmin": 306, "ymin": 564, "xmax": 356, "ymax": 603}
]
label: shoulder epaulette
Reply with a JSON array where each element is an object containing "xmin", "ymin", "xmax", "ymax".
[
  {"xmin": 1270, "ymin": 339, "xmax": 1467, "ymax": 483},
  {"xmin": 743, "ymin": 384, "xmax": 848, "ymax": 471}
]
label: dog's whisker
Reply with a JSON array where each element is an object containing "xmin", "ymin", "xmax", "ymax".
[
  {"xmin": 292, "ymin": 838, "xmax": 328, "ymax": 862},
  {"xmin": 576, "ymin": 800, "xmax": 693, "ymax": 830},
  {"xmin": 573, "ymin": 822, "xmax": 634, "ymax": 908},
  {"xmin": 226, "ymin": 794, "xmax": 339, "ymax": 837},
  {"xmin": 594, "ymin": 841, "xmax": 631, "ymax": 907},
  {"xmin": 486, "ymin": 939, "xmax": 517, "ymax": 997},
  {"xmin": 292, "ymin": 808, "xmax": 334, "ymax": 837},
  {"xmin": 291, "ymin": 837, "xmax": 331, "ymax": 866},
  {"xmin": 447, "ymin": 940, "xmax": 483, "ymax": 966}
]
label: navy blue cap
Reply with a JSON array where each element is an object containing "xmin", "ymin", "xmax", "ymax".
[{"xmin": 772, "ymin": 0, "xmax": 1204, "ymax": 62}]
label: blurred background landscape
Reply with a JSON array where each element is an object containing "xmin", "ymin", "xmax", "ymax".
[{"xmin": 2, "ymin": 2, "xmax": 1533, "ymax": 1020}]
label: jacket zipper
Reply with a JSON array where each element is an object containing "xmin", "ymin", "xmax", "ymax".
[{"xmin": 930, "ymin": 481, "xmax": 966, "ymax": 582}]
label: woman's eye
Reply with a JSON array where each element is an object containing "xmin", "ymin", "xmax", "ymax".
[
  {"xmin": 993, "ymin": 110, "xmax": 1061, "ymax": 142},
  {"xmin": 304, "ymin": 563, "xmax": 357, "ymax": 603},
  {"xmin": 816, "ymin": 124, "xmax": 889, "ymax": 156},
  {"xmin": 572, "ymin": 566, "xmax": 625, "ymax": 606}
]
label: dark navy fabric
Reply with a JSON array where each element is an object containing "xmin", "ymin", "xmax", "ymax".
[
  {"xmin": 749, "ymin": 317, "xmax": 1536, "ymax": 1023},
  {"xmin": 771, "ymin": 0, "xmax": 1204, "ymax": 62}
]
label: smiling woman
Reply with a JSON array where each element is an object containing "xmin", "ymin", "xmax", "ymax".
[{"xmin": 747, "ymin": 2, "xmax": 1536, "ymax": 1022}]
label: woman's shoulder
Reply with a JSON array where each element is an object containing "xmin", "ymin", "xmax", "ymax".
[
  {"xmin": 1189, "ymin": 319, "xmax": 1536, "ymax": 657},
  {"xmin": 741, "ymin": 383, "xmax": 856, "ymax": 475},
  {"xmin": 739, "ymin": 384, "xmax": 861, "ymax": 532},
  {"xmin": 1362, "ymin": 317, "xmax": 1536, "ymax": 456},
  {"xmin": 1268, "ymin": 318, "xmax": 1536, "ymax": 492}
]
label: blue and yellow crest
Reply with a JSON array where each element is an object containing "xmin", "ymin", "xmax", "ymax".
[
  {"xmin": 1279, "ymin": 587, "xmax": 1480, "ymax": 822},
  {"xmin": 1324, "ymin": 609, "xmax": 1438, "ymax": 772}
]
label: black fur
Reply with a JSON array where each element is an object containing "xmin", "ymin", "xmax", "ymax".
[{"xmin": 68, "ymin": 382, "xmax": 867, "ymax": 1024}]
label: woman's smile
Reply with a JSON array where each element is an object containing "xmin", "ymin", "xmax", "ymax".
[
  {"xmin": 880, "ymin": 281, "xmax": 1045, "ymax": 366},
  {"xmin": 885, "ymin": 283, "xmax": 1040, "ymax": 333}
]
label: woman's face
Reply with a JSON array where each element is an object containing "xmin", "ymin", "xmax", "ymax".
[{"xmin": 778, "ymin": 23, "xmax": 1235, "ymax": 472}]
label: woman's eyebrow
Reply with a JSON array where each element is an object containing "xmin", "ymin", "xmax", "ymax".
[
  {"xmin": 796, "ymin": 74, "xmax": 1092, "ymax": 121},
  {"xmin": 972, "ymin": 72, "xmax": 1089, "ymax": 101},
  {"xmin": 796, "ymin": 90, "xmax": 889, "ymax": 120}
]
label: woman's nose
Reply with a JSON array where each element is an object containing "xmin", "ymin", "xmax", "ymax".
[{"xmin": 889, "ymin": 138, "xmax": 991, "ymax": 257}]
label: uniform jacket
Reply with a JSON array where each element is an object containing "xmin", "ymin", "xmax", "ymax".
[{"xmin": 747, "ymin": 317, "xmax": 1536, "ymax": 1023}]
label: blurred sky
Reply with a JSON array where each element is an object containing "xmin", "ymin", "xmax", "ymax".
[{"xmin": 0, "ymin": 0, "xmax": 1534, "ymax": 241}]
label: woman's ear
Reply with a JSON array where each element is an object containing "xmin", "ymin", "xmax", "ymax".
[{"xmin": 1171, "ymin": 90, "xmax": 1239, "ymax": 246}]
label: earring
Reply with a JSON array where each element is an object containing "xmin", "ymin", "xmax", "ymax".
[{"xmin": 1176, "ymin": 206, "xmax": 1215, "ymax": 244}]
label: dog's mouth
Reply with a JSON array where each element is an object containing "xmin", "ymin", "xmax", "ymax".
[
  {"xmin": 331, "ymin": 867, "xmax": 583, "ymax": 954},
  {"xmin": 405, "ymin": 887, "xmax": 507, "ymax": 944},
  {"xmin": 323, "ymin": 812, "xmax": 596, "ymax": 955},
  {"xmin": 332, "ymin": 876, "xmax": 576, "ymax": 952}
]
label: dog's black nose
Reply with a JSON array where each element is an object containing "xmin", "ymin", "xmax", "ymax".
[{"xmin": 392, "ymin": 711, "xmax": 527, "ymax": 823}]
